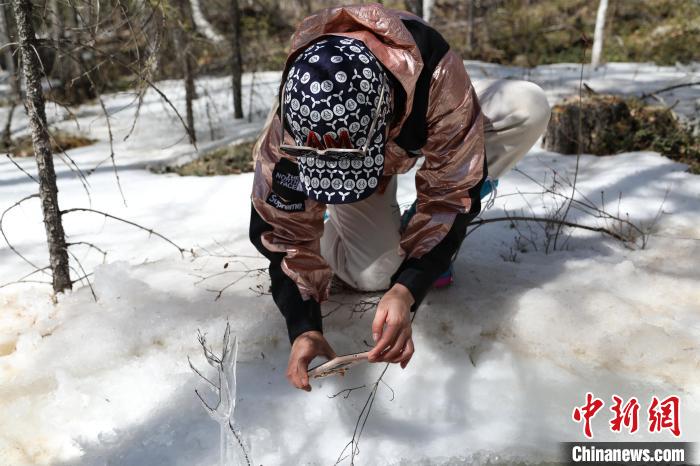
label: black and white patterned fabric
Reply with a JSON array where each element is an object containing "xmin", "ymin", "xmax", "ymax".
[{"xmin": 282, "ymin": 35, "xmax": 392, "ymax": 204}]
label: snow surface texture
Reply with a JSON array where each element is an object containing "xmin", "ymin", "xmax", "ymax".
[{"xmin": 0, "ymin": 62, "xmax": 699, "ymax": 465}]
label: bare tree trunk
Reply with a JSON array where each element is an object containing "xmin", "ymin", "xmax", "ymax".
[
  {"xmin": 405, "ymin": 0, "xmax": 423, "ymax": 18},
  {"xmin": 0, "ymin": 2, "xmax": 19, "ymax": 148},
  {"xmin": 49, "ymin": 0, "xmax": 63, "ymax": 75},
  {"xmin": 11, "ymin": 0, "xmax": 72, "ymax": 294},
  {"xmin": 145, "ymin": 4, "xmax": 165, "ymax": 79},
  {"xmin": 591, "ymin": 0, "xmax": 608, "ymax": 68},
  {"xmin": 174, "ymin": 0, "xmax": 197, "ymax": 143},
  {"xmin": 189, "ymin": 0, "xmax": 225, "ymax": 43},
  {"xmin": 230, "ymin": 0, "xmax": 243, "ymax": 119},
  {"xmin": 183, "ymin": 51, "xmax": 196, "ymax": 143},
  {"xmin": 50, "ymin": 0, "xmax": 95, "ymax": 105},
  {"xmin": 482, "ymin": 0, "xmax": 490, "ymax": 46},
  {"xmin": 2, "ymin": 104, "xmax": 17, "ymax": 149},
  {"xmin": 0, "ymin": 3, "xmax": 16, "ymax": 81},
  {"xmin": 422, "ymin": 0, "xmax": 433, "ymax": 22},
  {"xmin": 466, "ymin": 0, "xmax": 475, "ymax": 52}
]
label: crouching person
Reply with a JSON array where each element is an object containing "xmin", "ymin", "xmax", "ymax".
[{"xmin": 249, "ymin": 4, "xmax": 551, "ymax": 391}]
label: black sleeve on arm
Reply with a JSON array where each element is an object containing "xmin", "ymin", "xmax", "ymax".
[
  {"xmin": 249, "ymin": 203, "xmax": 323, "ymax": 344},
  {"xmin": 390, "ymin": 176, "xmax": 486, "ymax": 312}
]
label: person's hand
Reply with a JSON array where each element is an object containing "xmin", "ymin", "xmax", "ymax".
[
  {"xmin": 368, "ymin": 283, "xmax": 415, "ymax": 368},
  {"xmin": 286, "ymin": 330, "xmax": 336, "ymax": 392}
]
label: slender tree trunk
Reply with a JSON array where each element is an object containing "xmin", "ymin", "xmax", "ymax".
[
  {"xmin": 48, "ymin": 0, "xmax": 63, "ymax": 75},
  {"xmin": 422, "ymin": 0, "xmax": 435, "ymax": 23},
  {"xmin": 2, "ymin": 104, "xmax": 17, "ymax": 149},
  {"xmin": 174, "ymin": 0, "xmax": 197, "ymax": 143},
  {"xmin": 145, "ymin": 4, "xmax": 165, "ymax": 80},
  {"xmin": 481, "ymin": 0, "xmax": 490, "ymax": 46},
  {"xmin": 466, "ymin": 0, "xmax": 475, "ymax": 52},
  {"xmin": 0, "ymin": 2, "xmax": 19, "ymax": 148},
  {"xmin": 184, "ymin": 51, "xmax": 196, "ymax": 143},
  {"xmin": 422, "ymin": 0, "xmax": 433, "ymax": 22},
  {"xmin": 230, "ymin": 0, "xmax": 243, "ymax": 119},
  {"xmin": 189, "ymin": 0, "xmax": 225, "ymax": 43},
  {"xmin": 51, "ymin": 0, "xmax": 95, "ymax": 105},
  {"xmin": 405, "ymin": 0, "xmax": 423, "ymax": 18},
  {"xmin": 591, "ymin": 0, "xmax": 608, "ymax": 68},
  {"xmin": 11, "ymin": 0, "xmax": 72, "ymax": 294},
  {"xmin": 0, "ymin": 3, "xmax": 16, "ymax": 82}
]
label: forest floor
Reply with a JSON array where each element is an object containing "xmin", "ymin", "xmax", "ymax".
[{"xmin": 0, "ymin": 62, "xmax": 699, "ymax": 466}]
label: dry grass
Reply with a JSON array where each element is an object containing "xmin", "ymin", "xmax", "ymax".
[
  {"xmin": 166, "ymin": 141, "xmax": 256, "ymax": 176},
  {"xmin": 431, "ymin": 0, "xmax": 700, "ymax": 66},
  {"xmin": 4, "ymin": 131, "xmax": 96, "ymax": 157}
]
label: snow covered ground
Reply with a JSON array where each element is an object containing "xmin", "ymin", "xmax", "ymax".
[{"xmin": 0, "ymin": 62, "xmax": 699, "ymax": 466}]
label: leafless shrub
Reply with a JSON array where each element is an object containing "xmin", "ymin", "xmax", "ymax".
[{"xmin": 189, "ymin": 322, "xmax": 251, "ymax": 466}]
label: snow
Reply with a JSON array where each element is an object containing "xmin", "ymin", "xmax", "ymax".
[
  {"xmin": 0, "ymin": 62, "xmax": 699, "ymax": 465},
  {"xmin": 465, "ymin": 60, "xmax": 700, "ymax": 121}
]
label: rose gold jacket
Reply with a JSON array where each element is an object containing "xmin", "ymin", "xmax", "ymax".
[{"xmin": 250, "ymin": 3, "xmax": 486, "ymax": 303}]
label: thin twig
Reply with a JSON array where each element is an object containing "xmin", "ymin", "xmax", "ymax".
[
  {"xmin": 5, "ymin": 153, "xmax": 38, "ymax": 183},
  {"xmin": 335, "ymin": 364, "xmax": 390, "ymax": 465},
  {"xmin": 0, "ymin": 266, "xmax": 51, "ymax": 290},
  {"xmin": 0, "ymin": 194, "xmax": 49, "ymax": 274},
  {"xmin": 188, "ymin": 355, "xmax": 219, "ymax": 390},
  {"xmin": 61, "ymin": 207, "xmax": 186, "ymax": 256},
  {"xmin": 97, "ymin": 96, "xmax": 127, "ymax": 206},
  {"xmin": 472, "ymin": 215, "xmax": 632, "ymax": 243},
  {"xmin": 229, "ymin": 420, "xmax": 252, "ymax": 466},
  {"xmin": 553, "ymin": 36, "xmax": 587, "ymax": 250},
  {"xmin": 640, "ymin": 81, "xmax": 700, "ymax": 99},
  {"xmin": 67, "ymin": 241, "xmax": 108, "ymax": 262},
  {"xmin": 66, "ymin": 249, "xmax": 97, "ymax": 301},
  {"xmin": 328, "ymin": 385, "xmax": 366, "ymax": 399},
  {"xmin": 335, "ymin": 308, "xmax": 420, "ymax": 465}
]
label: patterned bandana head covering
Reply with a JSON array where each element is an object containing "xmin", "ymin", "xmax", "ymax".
[{"xmin": 282, "ymin": 35, "xmax": 392, "ymax": 204}]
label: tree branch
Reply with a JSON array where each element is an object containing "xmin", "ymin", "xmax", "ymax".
[
  {"xmin": 61, "ymin": 207, "xmax": 186, "ymax": 256},
  {"xmin": 640, "ymin": 81, "xmax": 700, "ymax": 99},
  {"xmin": 0, "ymin": 194, "xmax": 49, "ymax": 274}
]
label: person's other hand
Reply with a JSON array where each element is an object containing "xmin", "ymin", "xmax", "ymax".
[
  {"xmin": 368, "ymin": 283, "xmax": 415, "ymax": 368},
  {"xmin": 287, "ymin": 330, "xmax": 336, "ymax": 391}
]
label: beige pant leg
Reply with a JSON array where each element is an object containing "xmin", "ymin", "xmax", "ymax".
[
  {"xmin": 473, "ymin": 79, "xmax": 551, "ymax": 179},
  {"xmin": 320, "ymin": 79, "xmax": 550, "ymax": 290},
  {"xmin": 320, "ymin": 176, "xmax": 403, "ymax": 292}
]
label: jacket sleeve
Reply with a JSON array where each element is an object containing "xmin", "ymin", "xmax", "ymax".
[
  {"xmin": 248, "ymin": 103, "xmax": 333, "ymax": 344},
  {"xmin": 391, "ymin": 50, "xmax": 487, "ymax": 309}
]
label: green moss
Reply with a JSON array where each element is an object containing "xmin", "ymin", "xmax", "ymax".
[
  {"xmin": 549, "ymin": 95, "xmax": 700, "ymax": 173},
  {"xmin": 628, "ymin": 100, "xmax": 700, "ymax": 173}
]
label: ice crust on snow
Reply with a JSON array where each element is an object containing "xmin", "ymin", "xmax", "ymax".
[{"xmin": 0, "ymin": 62, "xmax": 699, "ymax": 465}]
